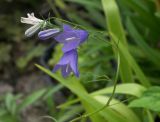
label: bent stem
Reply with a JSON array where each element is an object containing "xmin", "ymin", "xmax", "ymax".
[
  {"xmin": 47, "ymin": 17, "xmax": 107, "ymax": 34},
  {"xmin": 70, "ymin": 50, "xmax": 120, "ymax": 122}
]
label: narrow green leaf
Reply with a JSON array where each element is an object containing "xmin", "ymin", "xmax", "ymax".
[
  {"xmin": 92, "ymin": 83, "xmax": 146, "ymax": 97},
  {"xmin": 36, "ymin": 64, "xmax": 139, "ymax": 122},
  {"xmin": 94, "ymin": 95, "xmax": 141, "ymax": 122},
  {"xmin": 126, "ymin": 18, "xmax": 160, "ymax": 67},
  {"xmin": 58, "ymin": 106, "xmax": 83, "ymax": 122},
  {"xmin": 43, "ymin": 84, "xmax": 64, "ymax": 100},
  {"xmin": 111, "ymin": 33, "xmax": 150, "ymax": 87},
  {"xmin": 58, "ymin": 83, "xmax": 146, "ymax": 109},
  {"xmin": 5, "ymin": 93, "xmax": 17, "ymax": 115},
  {"xmin": 17, "ymin": 88, "xmax": 46, "ymax": 112},
  {"xmin": 102, "ymin": 0, "xmax": 134, "ymax": 83}
]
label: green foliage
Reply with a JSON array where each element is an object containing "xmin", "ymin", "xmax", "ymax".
[
  {"xmin": 111, "ymin": 34, "xmax": 151, "ymax": 87},
  {"xmin": 126, "ymin": 18, "xmax": 160, "ymax": 67},
  {"xmin": 1, "ymin": 0, "xmax": 160, "ymax": 121},
  {"xmin": 16, "ymin": 44, "xmax": 46, "ymax": 69},
  {"xmin": 0, "ymin": 43, "xmax": 12, "ymax": 64},
  {"xmin": 44, "ymin": 0, "xmax": 160, "ymax": 121},
  {"xmin": 17, "ymin": 88, "xmax": 47, "ymax": 112},
  {"xmin": 129, "ymin": 86, "xmax": 160, "ymax": 112},
  {"xmin": 102, "ymin": 0, "xmax": 134, "ymax": 85},
  {"xmin": 92, "ymin": 83, "xmax": 146, "ymax": 97},
  {"xmin": 0, "ymin": 89, "xmax": 47, "ymax": 122},
  {"xmin": 36, "ymin": 64, "xmax": 141, "ymax": 122}
]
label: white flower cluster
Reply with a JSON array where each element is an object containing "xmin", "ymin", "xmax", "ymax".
[{"xmin": 21, "ymin": 13, "xmax": 46, "ymax": 37}]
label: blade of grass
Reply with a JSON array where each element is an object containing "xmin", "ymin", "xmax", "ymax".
[
  {"xmin": 17, "ymin": 88, "xmax": 47, "ymax": 112},
  {"xmin": 58, "ymin": 83, "xmax": 146, "ymax": 109},
  {"xmin": 102, "ymin": 0, "xmax": 134, "ymax": 83},
  {"xmin": 94, "ymin": 95, "xmax": 140, "ymax": 122},
  {"xmin": 36, "ymin": 64, "xmax": 136, "ymax": 122},
  {"xmin": 121, "ymin": 0, "xmax": 160, "ymax": 30},
  {"xmin": 126, "ymin": 18, "xmax": 160, "ymax": 67},
  {"xmin": 92, "ymin": 83, "xmax": 146, "ymax": 97},
  {"xmin": 111, "ymin": 33, "xmax": 150, "ymax": 87}
]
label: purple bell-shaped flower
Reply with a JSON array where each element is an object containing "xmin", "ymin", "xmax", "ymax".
[{"xmin": 52, "ymin": 49, "xmax": 79, "ymax": 77}]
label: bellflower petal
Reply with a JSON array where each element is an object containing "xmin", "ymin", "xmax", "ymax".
[
  {"xmin": 52, "ymin": 65, "xmax": 61, "ymax": 72},
  {"xmin": 61, "ymin": 65, "xmax": 72, "ymax": 77},
  {"xmin": 54, "ymin": 24, "xmax": 88, "ymax": 52},
  {"xmin": 74, "ymin": 30, "xmax": 88, "ymax": 43},
  {"xmin": 52, "ymin": 49, "xmax": 79, "ymax": 77},
  {"xmin": 62, "ymin": 39, "xmax": 80, "ymax": 52},
  {"xmin": 63, "ymin": 24, "xmax": 72, "ymax": 31},
  {"xmin": 55, "ymin": 31, "xmax": 78, "ymax": 43},
  {"xmin": 62, "ymin": 24, "xmax": 88, "ymax": 43},
  {"xmin": 38, "ymin": 29, "xmax": 60, "ymax": 40},
  {"xmin": 69, "ymin": 53, "xmax": 79, "ymax": 77}
]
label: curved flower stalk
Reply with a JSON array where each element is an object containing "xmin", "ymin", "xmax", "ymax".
[
  {"xmin": 21, "ymin": 13, "xmax": 46, "ymax": 37},
  {"xmin": 21, "ymin": 13, "xmax": 88, "ymax": 77},
  {"xmin": 38, "ymin": 24, "xmax": 88, "ymax": 77},
  {"xmin": 39, "ymin": 24, "xmax": 88, "ymax": 52},
  {"xmin": 53, "ymin": 49, "xmax": 79, "ymax": 77}
]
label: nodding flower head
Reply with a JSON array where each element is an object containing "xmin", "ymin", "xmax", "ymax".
[
  {"xmin": 53, "ymin": 49, "xmax": 79, "ymax": 77},
  {"xmin": 54, "ymin": 24, "xmax": 88, "ymax": 52},
  {"xmin": 21, "ymin": 13, "xmax": 46, "ymax": 37}
]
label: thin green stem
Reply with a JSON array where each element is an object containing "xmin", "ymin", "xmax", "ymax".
[
  {"xmin": 70, "ymin": 51, "xmax": 120, "ymax": 122},
  {"xmin": 47, "ymin": 17, "xmax": 107, "ymax": 34}
]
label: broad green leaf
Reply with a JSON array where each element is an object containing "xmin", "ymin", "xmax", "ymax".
[
  {"xmin": 92, "ymin": 83, "xmax": 146, "ymax": 97},
  {"xmin": 129, "ymin": 86, "xmax": 160, "ymax": 112}
]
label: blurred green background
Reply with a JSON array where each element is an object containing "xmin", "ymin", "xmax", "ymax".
[{"xmin": 0, "ymin": 0, "xmax": 160, "ymax": 122}]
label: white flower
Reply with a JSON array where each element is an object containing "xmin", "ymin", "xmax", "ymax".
[
  {"xmin": 21, "ymin": 13, "xmax": 43, "ymax": 25},
  {"xmin": 21, "ymin": 13, "xmax": 46, "ymax": 37}
]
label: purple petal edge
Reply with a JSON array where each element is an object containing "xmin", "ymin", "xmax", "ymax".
[{"xmin": 38, "ymin": 29, "xmax": 60, "ymax": 40}]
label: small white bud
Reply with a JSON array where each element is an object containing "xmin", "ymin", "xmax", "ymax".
[
  {"xmin": 21, "ymin": 13, "xmax": 45, "ymax": 37},
  {"xmin": 25, "ymin": 23, "xmax": 42, "ymax": 37}
]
